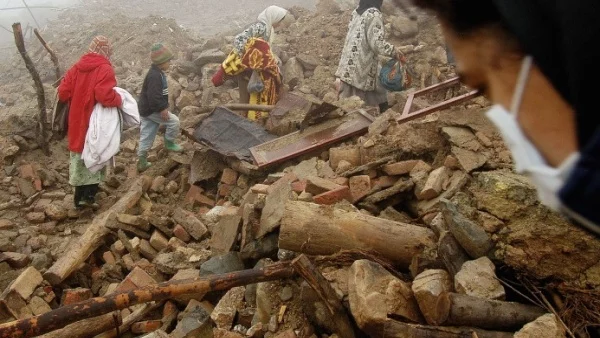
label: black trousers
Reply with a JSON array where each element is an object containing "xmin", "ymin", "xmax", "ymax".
[{"xmin": 74, "ymin": 184, "xmax": 99, "ymax": 208}]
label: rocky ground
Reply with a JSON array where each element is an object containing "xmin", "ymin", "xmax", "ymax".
[{"xmin": 0, "ymin": 0, "xmax": 599, "ymax": 337}]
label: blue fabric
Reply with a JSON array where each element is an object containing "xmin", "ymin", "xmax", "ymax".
[
  {"xmin": 138, "ymin": 111, "xmax": 180, "ymax": 156},
  {"xmin": 379, "ymin": 59, "xmax": 406, "ymax": 92},
  {"xmin": 559, "ymin": 127, "xmax": 600, "ymax": 237}
]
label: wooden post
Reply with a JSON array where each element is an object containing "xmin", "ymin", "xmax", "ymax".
[
  {"xmin": 33, "ymin": 29, "xmax": 61, "ymax": 80},
  {"xmin": 12, "ymin": 22, "xmax": 49, "ymax": 155},
  {"xmin": 36, "ymin": 313, "xmax": 122, "ymax": 338},
  {"xmin": 279, "ymin": 201, "xmax": 436, "ymax": 268},
  {"xmin": 383, "ymin": 319, "xmax": 514, "ymax": 338},
  {"xmin": 43, "ymin": 177, "xmax": 151, "ymax": 285},
  {"xmin": 0, "ymin": 262, "xmax": 295, "ymax": 338},
  {"xmin": 292, "ymin": 255, "xmax": 356, "ymax": 338},
  {"xmin": 433, "ymin": 292, "xmax": 547, "ymax": 331}
]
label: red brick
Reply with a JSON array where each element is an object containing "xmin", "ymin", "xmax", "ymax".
[
  {"xmin": 185, "ymin": 185, "xmax": 215, "ymax": 207},
  {"xmin": 250, "ymin": 184, "xmax": 270, "ymax": 194},
  {"xmin": 115, "ymin": 267, "xmax": 157, "ymax": 293},
  {"xmin": 382, "ymin": 160, "xmax": 418, "ymax": 176},
  {"xmin": 221, "ymin": 168, "xmax": 238, "ymax": 185},
  {"xmin": 216, "ymin": 199, "xmax": 226, "ymax": 206},
  {"xmin": 173, "ymin": 224, "xmax": 191, "ymax": 242},
  {"xmin": 198, "ymin": 207, "xmax": 211, "ymax": 215},
  {"xmin": 218, "ymin": 184, "xmax": 234, "ymax": 197},
  {"xmin": 291, "ymin": 180, "xmax": 307, "ymax": 193},
  {"xmin": 349, "ymin": 175, "xmax": 371, "ymax": 202},
  {"xmin": 102, "ymin": 251, "xmax": 116, "ymax": 265},
  {"xmin": 61, "ymin": 288, "xmax": 92, "ymax": 305},
  {"xmin": 305, "ymin": 176, "xmax": 343, "ymax": 196},
  {"xmin": 372, "ymin": 176, "xmax": 398, "ymax": 189},
  {"xmin": 313, "ymin": 186, "xmax": 353, "ymax": 205},
  {"xmin": 131, "ymin": 320, "xmax": 163, "ymax": 334}
]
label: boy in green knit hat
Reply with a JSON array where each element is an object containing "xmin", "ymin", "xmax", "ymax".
[{"xmin": 137, "ymin": 43, "xmax": 183, "ymax": 172}]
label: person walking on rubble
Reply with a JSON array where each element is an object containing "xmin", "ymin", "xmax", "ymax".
[
  {"xmin": 212, "ymin": 6, "xmax": 290, "ymax": 121},
  {"xmin": 336, "ymin": 0, "xmax": 404, "ymax": 114},
  {"xmin": 405, "ymin": 0, "xmax": 600, "ymax": 237},
  {"xmin": 58, "ymin": 36, "xmax": 122, "ymax": 210},
  {"xmin": 137, "ymin": 43, "xmax": 183, "ymax": 173}
]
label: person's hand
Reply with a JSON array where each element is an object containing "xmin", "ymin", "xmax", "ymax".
[{"xmin": 161, "ymin": 110, "xmax": 169, "ymax": 121}]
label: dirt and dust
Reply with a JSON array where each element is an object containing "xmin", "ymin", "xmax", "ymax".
[{"xmin": 0, "ymin": 0, "xmax": 599, "ymax": 337}]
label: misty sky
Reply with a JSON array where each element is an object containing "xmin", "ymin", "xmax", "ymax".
[{"xmin": 0, "ymin": 0, "xmax": 80, "ymax": 47}]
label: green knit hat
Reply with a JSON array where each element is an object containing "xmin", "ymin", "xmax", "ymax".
[{"xmin": 150, "ymin": 43, "xmax": 174, "ymax": 65}]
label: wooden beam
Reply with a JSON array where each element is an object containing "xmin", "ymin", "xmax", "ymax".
[
  {"xmin": 0, "ymin": 262, "xmax": 295, "ymax": 338},
  {"xmin": 292, "ymin": 255, "xmax": 356, "ymax": 338}
]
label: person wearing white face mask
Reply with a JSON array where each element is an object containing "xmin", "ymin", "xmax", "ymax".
[{"xmin": 403, "ymin": 0, "xmax": 600, "ymax": 237}]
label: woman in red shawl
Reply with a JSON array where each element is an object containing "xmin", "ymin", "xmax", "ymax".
[{"xmin": 58, "ymin": 36, "xmax": 122, "ymax": 209}]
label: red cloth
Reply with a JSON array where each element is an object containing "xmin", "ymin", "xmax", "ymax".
[
  {"xmin": 212, "ymin": 66, "xmax": 226, "ymax": 87},
  {"xmin": 58, "ymin": 53, "xmax": 122, "ymax": 153}
]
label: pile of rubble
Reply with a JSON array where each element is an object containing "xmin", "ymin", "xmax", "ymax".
[{"xmin": 1, "ymin": 0, "xmax": 600, "ymax": 337}]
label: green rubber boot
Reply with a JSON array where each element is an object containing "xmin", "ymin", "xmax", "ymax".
[
  {"xmin": 137, "ymin": 153, "xmax": 152, "ymax": 172},
  {"xmin": 165, "ymin": 139, "xmax": 184, "ymax": 153}
]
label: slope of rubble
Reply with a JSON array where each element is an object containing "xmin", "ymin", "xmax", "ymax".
[{"xmin": 0, "ymin": 1, "xmax": 599, "ymax": 337}]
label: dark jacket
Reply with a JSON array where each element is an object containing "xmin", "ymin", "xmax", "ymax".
[{"xmin": 138, "ymin": 64, "xmax": 169, "ymax": 117}]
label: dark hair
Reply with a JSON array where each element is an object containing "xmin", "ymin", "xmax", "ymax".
[
  {"xmin": 357, "ymin": 0, "xmax": 384, "ymax": 15},
  {"xmin": 412, "ymin": 0, "xmax": 503, "ymax": 33}
]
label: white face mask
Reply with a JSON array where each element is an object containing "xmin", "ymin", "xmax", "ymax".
[{"xmin": 485, "ymin": 56, "xmax": 580, "ymax": 211}]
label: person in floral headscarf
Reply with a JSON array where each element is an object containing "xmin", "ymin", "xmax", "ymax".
[{"xmin": 58, "ymin": 35, "xmax": 122, "ymax": 210}]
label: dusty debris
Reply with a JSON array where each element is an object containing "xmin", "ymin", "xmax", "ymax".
[{"xmin": 0, "ymin": 0, "xmax": 598, "ymax": 337}]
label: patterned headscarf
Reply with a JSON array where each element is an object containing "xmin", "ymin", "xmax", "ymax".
[{"xmin": 88, "ymin": 36, "xmax": 112, "ymax": 59}]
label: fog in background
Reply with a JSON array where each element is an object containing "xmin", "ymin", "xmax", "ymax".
[{"xmin": 0, "ymin": 0, "xmax": 318, "ymax": 53}]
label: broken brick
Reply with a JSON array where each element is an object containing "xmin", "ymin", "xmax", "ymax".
[
  {"xmin": 218, "ymin": 184, "xmax": 234, "ymax": 197},
  {"xmin": 6, "ymin": 266, "xmax": 43, "ymax": 300},
  {"xmin": 102, "ymin": 251, "xmax": 117, "ymax": 265},
  {"xmin": 173, "ymin": 224, "xmax": 191, "ymax": 243},
  {"xmin": 139, "ymin": 239, "xmax": 158, "ymax": 261},
  {"xmin": 0, "ymin": 252, "xmax": 31, "ymax": 269},
  {"xmin": 313, "ymin": 186, "xmax": 353, "ymax": 205},
  {"xmin": 173, "ymin": 208, "xmax": 208, "ymax": 241},
  {"xmin": 349, "ymin": 175, "xmax": 371, "ymax": 202},
  {"xmin": 25, "ymin": 212, "xmax": 46, "ymax": 224},
  {"xmin": 115, "ymin": 267, "xmax": 157, "ymax": 293},
  {"xmin": 28, "ymin": 296, "xmax": 52, "ymax": 316},
  {"xmin": 116, "ymin": 214, "xmax": 151, "ymax": 231},
  {"xmin": 444, "ymin": 155, "xmax": 460, "ymax": 170},
  {"xmin": 305, "ymin": 176, "xmax": 343, "ymax": 196},
  {"xmin": 61, "ymin": 288, "xmax": 92, "ymax": 305},
  {"xmin": 150, "ymin": 231, "xmax": 169, "ymax": 252},
  {"xmin": 419, "ymin": 167, "xmax": 450, "ymax": 201},
  {"xmin": 333, "ymin": 177, "xmax": 349, "ymax": 186},
  {"xmin": 329, "ymin": 147, "xmax": 361, "ymax": 170},
  {"xmin": 250, "ymin": 184, "xmax": 270, "ymax": 195},
  {"xmin": 221, "ymin": 168, "xmax": 238, "ymax": 186},
  {"xmin": 372, "ymin": 176, "xmax": 398, "ymax": 189},
  {"xmin": 19, "ymin": 164, "xmax": 35, "ymax": 180},
  {"xmin": 382, "ymin": 160, "xmax": 418, "ymax": 176},
  {"xmin": 291, "ymin": 180, "xmax": 307, "ymax": 193},
  {"xmin": 185, "ymin": 185, "xmax": 215, "ymax": 207}
]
